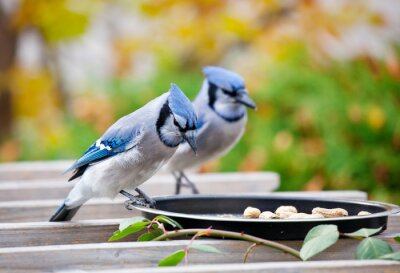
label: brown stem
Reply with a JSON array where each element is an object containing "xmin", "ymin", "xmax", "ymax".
[
  {"xmin": 0, "ymin": 6, "xmax": 17, "ymax": 140},
  {"xmin": 243, "ymin": 242, "xmax": 259, "ymax": 263},
  {"xmin": 152, "ymin": 228, "xmax": 302, "ymax": 260},
  {"xmin": 184, "ymin": 229, "xmax": 206, "ymax": 264}
]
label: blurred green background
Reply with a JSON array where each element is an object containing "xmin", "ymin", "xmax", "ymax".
[{"xmin": 0, "ymin": 0, "xmax": 399, "ymax": 202}]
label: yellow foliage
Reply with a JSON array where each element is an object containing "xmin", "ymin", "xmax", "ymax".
[
  {"xmin": 347, "ymin": 104, "xmax": 363, "ymax": 124},
  {"xmin": 367, "ymin": 105, "xmax": 385, "ymax": 131},
  {"xmin": 301, "ymin": 138, "xmax": 324, "ymax": 157},
  {"xmin": 273, "ymin": 131, "xmax": 293, "ymax": 152},
  {"xmin": 256, "ymin": 102, "xmax": 274, "ymax": 119},
  {"xmin": 222, "ymin": 16, "xmax": 260, "ymax": 41},
  {"xmin": 239, "ymin": 146, "xmax": 267, "ymax": 172},
  {"xmin": 295, "ymin": 107, "xmax": 314, "ymax": 130},
  {"xmin": 8, "ymin": 67, "xmax": 60, "ymax": 119},
  {"xmin": 0, "ymin": 139, "xmax": 20, "ymax": 162},
  {"xmin": 304, "ymin": 174, "xmax": 325, "ymax": 191},
  {"xmin": 385, "ymin": 54, "xmax": 400, "ymax": 79},
  {"xmin": 72, "ymin": 94, "xmax": 114, "ymax": 133},
  {"xmin": 199, "ymin": 159, "xmax": 220, "ymax": 173},
  {"xmin": 14, "ymin": 0, "xmax": 91, "ymax": 43}
]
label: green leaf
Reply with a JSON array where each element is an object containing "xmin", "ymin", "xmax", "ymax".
[
  {"xmin": 109, "ymin": 221, "xmax": 149, "ymax": 241},
  {"xmin": 343, "ymin": 227, "xmax": 383, "ymax": 239},
  {"xmin": 119, "ymin": 217, "xmax": 147, "ymax": 231},
  {"xmin": 395, "ymin": 237, "xmax": 400, "ymax": 244},
  {"xmin": 158, "ymin": 250, "xmax": 186, "ymax": 266},
  {"xmin": 356, "ymin": 238, "xmax": 393, "ymax": 259},
  {"xmin": 190, "ymin": 243, "xmax": 222, "ymax": 253},
  {"xmin": 137, "ymin": 229, "xmax": 163, "ymax": 242},
  {"xmin": 380, "ymin": 252, "xmax": 400, "ymax": 261},
  {"xmin": 155, "ymin": 215, "xmax": 183, "ymax": 229},
  {"xmin": 300, "ymin": 225, "xmax": 339, "ymax": 261}
]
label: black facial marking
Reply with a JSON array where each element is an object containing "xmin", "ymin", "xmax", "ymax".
[
  {"xmin": 221, "ymin": 88, "xmax": 236, "ymax": 97},
  {"xmin": 173, "ymin": 118, "xmax": 180, "ymax": 128},
  {"xmin": 156, "ymin": 101, "xmax": 184, "ymax": 148},
  {"xmin": 207, "ymin": 81, "xmax": 245, "ymax": 123},
  {"xmin": 156, "ymin": 101, "xmax": 171, "ymax": 136},
  {"xmin": 172, "ymin": 116, "xmax": 188, "ymax": 133},
  {"xmin": 207, "ymin": 82, "xmax": 218, "ymax": 110},
  {"xmin": 159, "ymin": 102, "xmax": 196, "ymax": 138}
]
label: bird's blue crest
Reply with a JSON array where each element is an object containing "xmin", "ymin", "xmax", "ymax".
[
  {"xmin": 203, "ymin": 66, "xmax": 245, "ymax": 91},
  {"xmin": 168, "ymin": 83, "xmax": 197, "ymax": 129}
]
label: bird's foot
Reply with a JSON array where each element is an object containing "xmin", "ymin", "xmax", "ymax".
[
  {"xmin": 175, "ymin": 171, "xmax": 199, "ymax": 194},
  {"xmin": 120, "ymin": 189, "xmax": 156, "ymax": 210}
]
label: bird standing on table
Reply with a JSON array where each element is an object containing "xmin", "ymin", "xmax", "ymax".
[
  {"xmin": 50, "ymin": 84, "xmax": 198, "ymax": 221},
  {"xmin": 165, "ymin": 66, "xmax": 256, "ymax": 194}
]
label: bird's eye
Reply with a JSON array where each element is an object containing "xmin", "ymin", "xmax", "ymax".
[
  {"xmin": 173, "ymin": 118, "xmax": 186, "ymax": 132},
  {"xmin": 221, "ymin": 88, "xmax": 236, "ymax": 97}
]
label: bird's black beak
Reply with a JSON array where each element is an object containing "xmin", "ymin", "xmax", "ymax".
[
  {"xmin": 235, "ymin": 92, "xmax": 256, "ymax": 110},
  {"xmin": 182, "ymin": 131, "xmax": 197, "ymax": 155}
]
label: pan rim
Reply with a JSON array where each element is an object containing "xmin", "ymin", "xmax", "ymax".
[{"xmin": 132, "ymin": 194, "xmax": 399, "ymax": 223}]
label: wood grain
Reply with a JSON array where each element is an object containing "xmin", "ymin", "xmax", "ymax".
[
  {"xmin": 0, "ymin": 172, "xmax": 280, "ymax": 200},
  {"xmin": 0, "ymin": 191, "xmax": 369, "ymax": 223},
  {"xmin": 0, "ymin": 219, "xmax": 124, "ymax": 247},
  {"xmin": 0, "ymin": 182, "xmax": 366, "ymax": 202},
  {"xmin": 0, "ymin": 162, "xmax": 398, "ymax": 273},
  {"xmin": 82, "ymin": 260, "xmax": 400, "ymax": 273},
  {"xmin": 0, "ymin": 160, "xmax": 72, "ymax": 180},
  {"xmin": 0, "ymin": 236, "xmax": 399, "ymax": 272},
  {"xmin": 0, "ymin": 198, "xmax": 137, "ymax": 223},
  {"xmin": 0, "ymin": 214, "xmax": 398, "ymax": 248}
]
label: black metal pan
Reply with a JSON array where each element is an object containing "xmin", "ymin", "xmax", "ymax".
[{"xmin": 133, "ymin": 195, "xmax": 400, "ymax": 240}]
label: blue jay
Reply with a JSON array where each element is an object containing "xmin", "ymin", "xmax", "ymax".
[
  {"xmin": 165, "ymin": 66, "xmax": 256, "ymax": 194},
  {"xmin": 50, "ymin": 84, "xmax": 198, "ymax": 221}
]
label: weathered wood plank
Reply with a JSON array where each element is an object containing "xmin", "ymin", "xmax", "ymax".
[
  {"xmin": 1, "ymin": 214, "xmax": 398, "ymax": 248},
  {"xmin": 0, "ymin": 172, "xmax": 279, "ymax": 223},
  {"xmin": 0, "ymin": 198, "xmax": 137, "ymax": 223},
  {"xmin": 0, "ymin": 160, "xmax": 281, "ymax": 185},
  {"xmin": 0, "ymin": 219, "xmax": 126, "ymax": 247},
  {"xmin": 0, "ymin": 172, "xmax": 280, "ymax": 200},
  {"xmin": 0, "ymin": 178, "xmax": 366, "ymax": 201},
  {"xmin": 386, "ymin": 214, "xmax": 400, "ymax": 233},
  {"xmin": 0, "ymin": 240, "xmax": 289, "ymax": 272},
  {"xmin": 82, "ymin": 260, "xmax": 400, "ymax": 273},
  {"xmin": 1, "ymin": 238, "xmax": 399, "ymax": 272},
  {"xmin": 0, "ymin": 191, "xmax": 369, "ymax": 223},
  {"xmin": 0, "ymin": 160, "xmax": 72, "ymax": 180}
]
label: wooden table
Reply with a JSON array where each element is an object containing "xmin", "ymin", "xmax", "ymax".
[
  {"xmin": 0, "ymin": 214, "xmax": 399, "ymax": 273},
  {"xmin": 0, "ymin": 161, "xmax": 398, "ymax": 273}
]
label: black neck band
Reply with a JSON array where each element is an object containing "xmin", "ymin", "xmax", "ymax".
[
  {"xmin": 207, "ymin": 82, "xmax": 218, "ymax": 111},
  {"xmin": 156, "ymin": 101, "xmax": 170, "ymax": 131}
]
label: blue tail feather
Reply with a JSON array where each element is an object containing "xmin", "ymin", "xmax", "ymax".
[{"xmin": 49, "ymin": 201, "xmax": 81, "ymax": 222}]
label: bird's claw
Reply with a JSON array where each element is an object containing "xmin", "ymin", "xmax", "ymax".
[
  {"xmin": 124, "ymin": 197, "xmax": 156, "ymax": 210},
  {"xmin": 147, "ymin": 198, "xmax": 157, "ymax": 208}
]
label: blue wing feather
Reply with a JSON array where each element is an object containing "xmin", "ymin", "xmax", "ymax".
[
  {"xmin": 65, "ymin": 124, "xmax": 142, "ymax": 174},
  {"xmin": 65, "ymin": 148, "xmax": 110, "ymax": 172}
]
